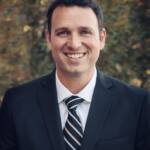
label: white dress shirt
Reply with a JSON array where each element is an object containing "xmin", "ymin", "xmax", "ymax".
[{"xmin": 55, "ymin": 68, "xmax": 97, "ymax": 131}]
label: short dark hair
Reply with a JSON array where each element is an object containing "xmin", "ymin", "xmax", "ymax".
[{"xmin": 46, "ymin": 0, "xmax": 104, "ymax": 33}]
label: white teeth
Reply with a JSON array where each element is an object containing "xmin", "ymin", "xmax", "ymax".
[{"xmin": 66, "ymin": 53, "xmax": 84, "ymax": 58}]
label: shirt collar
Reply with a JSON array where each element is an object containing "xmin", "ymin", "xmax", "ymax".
[{"xmin": 56, "ymin": 68, "xmax": 97, "ymax": 104}]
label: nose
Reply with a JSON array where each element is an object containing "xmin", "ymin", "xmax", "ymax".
[{"xmin": 67, "ymin": 33, "xmax": 82, "ymax": 50}]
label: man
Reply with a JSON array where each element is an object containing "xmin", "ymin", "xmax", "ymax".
[{"xmin": 0, "ymin": 0, "xmax": 150, "ymax": 150}]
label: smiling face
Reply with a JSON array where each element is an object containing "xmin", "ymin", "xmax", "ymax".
[{"xmin": 47, "ymin": 6, "xmax": 106, "ymax": 80}]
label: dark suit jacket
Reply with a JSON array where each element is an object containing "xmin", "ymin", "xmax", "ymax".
[{"xmin": 0, "ymin": 70, "xmax": 150, "ymax": 150}]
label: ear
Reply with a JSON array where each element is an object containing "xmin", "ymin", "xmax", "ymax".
[
  {"xmin": 45, "ymin": 30, "xmax": 51, "ymax": 50},
  {"xmin": 99, "ymin": 28, "xmax": 106, "ymax": 50}
]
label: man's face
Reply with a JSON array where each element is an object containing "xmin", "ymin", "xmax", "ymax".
[{"xmin": 47, "ymin": 6, "xmax": 106, "ymax": 77}]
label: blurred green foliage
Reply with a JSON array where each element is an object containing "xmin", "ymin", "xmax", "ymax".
[
  {"xmin": 0, "ymin": 0, "xmax": 150, "ymax": 102},
  {"xmin": 99, "ymin": 0, "xmax": 150, "ymax": 88}
]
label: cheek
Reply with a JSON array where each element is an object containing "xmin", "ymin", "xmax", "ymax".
[
  {"xmin": 89, "ymin": 42, "xmax": 101, "ymax": 59},
  {"xmin": 51, "ymin": 40, "xmax": 67, "ymax": 55},
  {"xmin": 92, "ymin": 50, "xmax": 100, "ymax": 61},
  {"xmin": 85, "ymin": 37, "xmax": 101, "ymax": 48},
  {"xmin": 51, "ymin": 45, "xmax": 64, "ymax": 62},
  {"xmin": 51, "ymin": 41, "xmax": 60, "ymax": 51},
  {"xmin": 88, "ymin": 41, "xmax": 101, "ymax": 54}
]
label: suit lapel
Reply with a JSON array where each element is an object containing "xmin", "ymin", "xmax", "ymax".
[
  {"xmin": 81, "ymin": 71, "xmax": 114, "ymax": 150},
  {"xmin": 37, "ymin": 71, "xmax": 66, "ymax": 150}
]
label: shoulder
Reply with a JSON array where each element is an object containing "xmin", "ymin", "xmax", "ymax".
[
  {"xmin": 97, "ymin": 71, "xmax": 150, "ymax": 120},
  {"xmin": 1, "ymin": 73, "xmax": 52, "ymax": 107},
  {"xmin": 98, "ymin": 70, "xmax": 149, "ymax": 101},
  {"xmin": 6, "ymin": 74, "xmax": 50, "ymax": 95}
]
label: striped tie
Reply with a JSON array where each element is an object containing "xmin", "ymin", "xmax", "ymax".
[{"xmin": 63, "ymin": 96, "xmax": 84, "ymax": 150}]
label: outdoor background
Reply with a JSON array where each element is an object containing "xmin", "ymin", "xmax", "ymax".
[{"xmin": 0, "ymin": 0, "xmax": 150, "ymax": 103}]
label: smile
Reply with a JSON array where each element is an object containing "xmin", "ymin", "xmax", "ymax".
[{"xmin": 64, "ymin": 53, "xmax": 86, "ymax": 59}]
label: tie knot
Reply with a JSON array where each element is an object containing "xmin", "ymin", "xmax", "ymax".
[{"xmin": 64, "ymin": 96, "xmax": 84, "ymax": 110}]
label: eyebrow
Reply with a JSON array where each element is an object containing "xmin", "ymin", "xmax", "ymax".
[
  {"xmin": 55, "ymin": 26, "xmax": 94, "ymax": 32},
  {"xmin": 79, "ymin": 26, "xmax": 94, "ymax": 31},
  {"xmin": 55, "ymin": 27, "xmax": 69, "ymax": 33}
]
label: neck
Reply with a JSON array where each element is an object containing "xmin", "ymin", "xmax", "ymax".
[{"xmin": 57, "ymin": 69, "xmax": 95, "ymax": 94}]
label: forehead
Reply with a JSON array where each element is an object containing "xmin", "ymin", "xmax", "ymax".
[{"xmin": 51, "ymin": 6, "xmax": 99, "ymax": 30}]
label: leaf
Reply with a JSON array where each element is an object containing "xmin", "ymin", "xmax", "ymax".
[{"xmin": 23, "ymin": 25, "xmax": 32, "ymax": 33}]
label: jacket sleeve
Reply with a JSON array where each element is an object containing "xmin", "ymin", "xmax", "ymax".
[
  {"xmin": 135, "ymin": 91, "xmax": 150, "ymax": 150},
  {"xmin": 0, "ymin": 90, "xmax": 17, "ymax": 150}
]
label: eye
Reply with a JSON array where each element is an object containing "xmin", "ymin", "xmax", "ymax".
[
  {"xmin": 56, "ymin": 31, "xmax": 69, "ymax": 37},
  {"xmin": 80, "ymin": 29, "xmax": 92, "ymax": 36}
]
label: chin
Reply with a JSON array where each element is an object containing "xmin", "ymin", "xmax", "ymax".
[{"xmin": 66, "ymin": 68, "xmax": 88, "ymax": 77}]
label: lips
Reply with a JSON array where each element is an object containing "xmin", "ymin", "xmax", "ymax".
[{"xmin": 64, "ymin": 53, "xmax": 86, "ymax": 59}]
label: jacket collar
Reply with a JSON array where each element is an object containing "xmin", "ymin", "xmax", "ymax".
[
  {"xmin": 80, "ymin": 70, "xmax": 114, "ymax": 150},
  {"xmin": 37, "ymin": 70, "xmax": 66, "ymax": 150}
]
